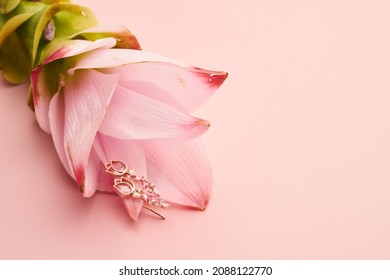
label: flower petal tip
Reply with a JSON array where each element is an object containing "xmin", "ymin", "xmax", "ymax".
[
  {"xmin": 79, "ymin": 184, "xmax": 84, "ymax": 193},
  {"xmin": 211, "ymin": 71, "xmax": 228, "ymax": 88},
  {"xmin": 195, "ymin": 69, "xmax": 228, "ymax": 88},
  {"xmin": 130, "ymin": 213, "xmax": 139, "ymax": 222},
  {"xmin": 123, "ymin": 198, "xmax": 143, "ymax": 221},
  {"xmin": 195, "ymin": 119, "xmax": 210, "ymax": 128},
  {"xmin": 195, "ymin": 198, "xmax": 209, "ymax": 211},
  {"xmin": 73, "ymin": 165, "xmax": 85, "ymax": 186}
]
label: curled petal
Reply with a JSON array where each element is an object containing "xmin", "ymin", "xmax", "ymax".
[
  {"xmin": 69, "ymin": 48, "xmax": 228, "ymax": 112},
  {"xmin": 119, "ymin": 63, "xmax": 228, "ymax": 113},
  {"xmin": 31, "ymin": 38, "xmax": 117, "ymax": 131},
  {"xmin": 70, "ymin": 48, "xmax": 186, "ymax": 70},
  {"xmin": 99, "ymin": 85, "xmax": 210, "ymax": 140},
  {"xmin": 82, "ymin": 147, "xmax": 100, "ymax": 197},
  {"xmin": 31, "ymin": 65, "xmax": 51, "ymax": 132},
  {"xmin": 63, "ymin": 69, "xmax": 120, "ymax": 190},
  {"xmin": 41, "ymin": 37, "xmax": 116, "ymax": 65},
  {"xmin": 142, "ymin": 138, "xmax": 212, "ymax": 209},
  {"xmin": 48, "ymin": 92, "xmax": 72, "ymax": 177}
]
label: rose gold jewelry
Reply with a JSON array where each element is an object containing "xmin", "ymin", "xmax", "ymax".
[{"xmin": 105, "ymin": 160, "xmax": 170, "ymax": 219}]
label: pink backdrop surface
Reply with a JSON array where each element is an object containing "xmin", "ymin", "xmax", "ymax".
[{"xmin": 1, "ymin": 0, "xmax": 390, "ymax": 259}]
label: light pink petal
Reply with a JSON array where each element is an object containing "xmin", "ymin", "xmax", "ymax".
[
  {"xmin": 96, "ymin": 161, "xmax": 113, "ymax": 193},
  {"xmin": 142, "ymin": 138, "xmax": 212, "ymax": 209},
  {"xmin": 31, "ymin": 66, "xmax": 51, "ymax": 133},
  {"xmin": 31, "ymin": 38, "xmax": 117, "ymax": 133},
  {"xmin": 70, "ymin": 48, "xmax": 188, "ymax": 70},
  {"xmin": 70, "ymin": 48, "xmax": 228, "ymax": 112},
  {"xmin": 42, "ymin": 38, "xmax": 116, "ymax": 65},
  {"xmin": 118, "ymin": 63, "xmax": 227, "ymax": 113},
  {"xmin": 48, "ymin": 92, "xmax": 72, "ymax": 177},
  {"xmin": 83, "ymin": 147, "xmax": 100, "ymax": 197},
  {"xmin": 63, "ymin": 69, "xmax": 120, "ymax": 191},
  {"xmin": 94, "ymin": 133, "xmax": 146, "ymax": 220},
  {"xmin": 98, "ymin": 85, "xmax": 209, "ymax": 140},
  {"xmin": 122, "ymin": 199, "xmax": 144, "ymax": 221},
  {"xmin": 94, "ymin": 133, "xmax": 147, "ymax": 177}
]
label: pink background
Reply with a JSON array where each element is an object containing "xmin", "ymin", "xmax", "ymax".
[{"xmin": 1, "ymin": 0, "xmax": 390, "ymax": 259}]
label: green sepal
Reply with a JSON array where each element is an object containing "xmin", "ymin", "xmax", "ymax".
[
  {"xmin": 0, "ymin": 1, "xmax": 45, "ymax": 46},
  {"xmin": 38, "ymin": 57, "xmax": 61, "ymax": 95},
  {"xmin": 73, "ymin": 26, "xmax": 141, "ymax": 50},
  {"xmin": 0, "ymin": 31, "xmax": 30, "ymax": 83},
  {"xmin": 0, "ymin": 0, "xmax": 21, "ymax": 14},
  {"xmin": 18, "ymin": 3, "xmax": 97, "ymax": 69},
  {"xmin": 0, "ymin": 1, "xmax": 45, "ymax": 82}
]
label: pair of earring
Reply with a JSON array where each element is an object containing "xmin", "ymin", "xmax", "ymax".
[{"xmin": 105, "ymin": 160, "xmax": 169, "ymax": 219}]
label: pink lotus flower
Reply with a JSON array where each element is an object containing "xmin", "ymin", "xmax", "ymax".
[{"xmin": 30, "ymin": 37, "xmax": 227, "ymax": 220}]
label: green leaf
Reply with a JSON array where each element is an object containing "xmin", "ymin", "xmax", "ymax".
[
  {"xmin": 0, "ymin": 1, "xmax": 97, "ymax": 83},
  {"xmin": 0, "ymin": 0, "xmax": 21, "ymax": 14},
  {"xmin": 0, "ymin": 1, "xmax": 44, "ymax": 81},
  {"xmin": 0, "ymin": 32, "xmax": 30, "ymax": 83},
  {"xmin": 18, "ymin": 3, "xmax": 97, "ymax": 67},
  {"xmin": 0, "ymin": 1, "xmax": 44, "ymax": 45},
  {"xmin": 52, "ymin": 5, "xmax": 97, "ymax": 39}
]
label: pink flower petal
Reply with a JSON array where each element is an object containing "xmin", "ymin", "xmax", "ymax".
[
  {"xmin": 118, "ymin": 63, "xmax": 228, "ymax": 113},
  {"xmin": 98, "ymin": 85, "xmax": 209, "ymax": 140},
  {"xmin": 42, "ymin": 38, "xmax": 116, "ymax": 65},
  {"xmin": 48, "ymin": 92, "xmax": 72, "ymax": 177},
  {"xmin": 63, "ymin": 69, "xmax": 120, "ymax": 191},
  {"xmin": 142, "ymin": 138, "xmax": 212, "ymax": 209},
  {"xmin": 70, "ymin": 48, "xmax": 187, "ymax": 69},
  {"xmin": 96, "ymin": 160, "xmax": 113, "ymax": 193},
  {"xmin": 122, "ymin": 198, "xmax": 144, "ymax": 221},
  {"xmin": 31, "ymin": 66, "xmax": 51, "ymax": 133},
  {"xmin": 83, "ymin": 147, "xmax": 100, "ymax": 197},
  {"xmin": 70, "ymin": 48, "xmax": 228, "ymax": 112},
  {"xmin": 93, "ymin": 133, "xmax": 146, "ymax": 220},
  {"xmin": 94, "ymin": 133, "xmax": 147, "ymax": 176},
  {"xmin": 31, "ymin": 38, "xmax": 117, "ymax": 133}
]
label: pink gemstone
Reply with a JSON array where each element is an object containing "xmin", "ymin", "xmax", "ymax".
[
  {"xmin": 119, "ymin": 185, "xmax": 131, "ymax": 194},
  {"xmin": 160, "ymin": 201, "xmax": 170, "ymax": 209},
  {"xmin": 132, "ymin": 192, "xmax": 141, "ymax": 199},
  {"xmin": 112, "ymin": 161, "xmax": 126, "ymax": 172}
]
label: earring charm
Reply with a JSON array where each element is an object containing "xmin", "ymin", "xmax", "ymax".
[{"xmin": 105, "ymin": 160, "xmax": 170, "ymax": 219}]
